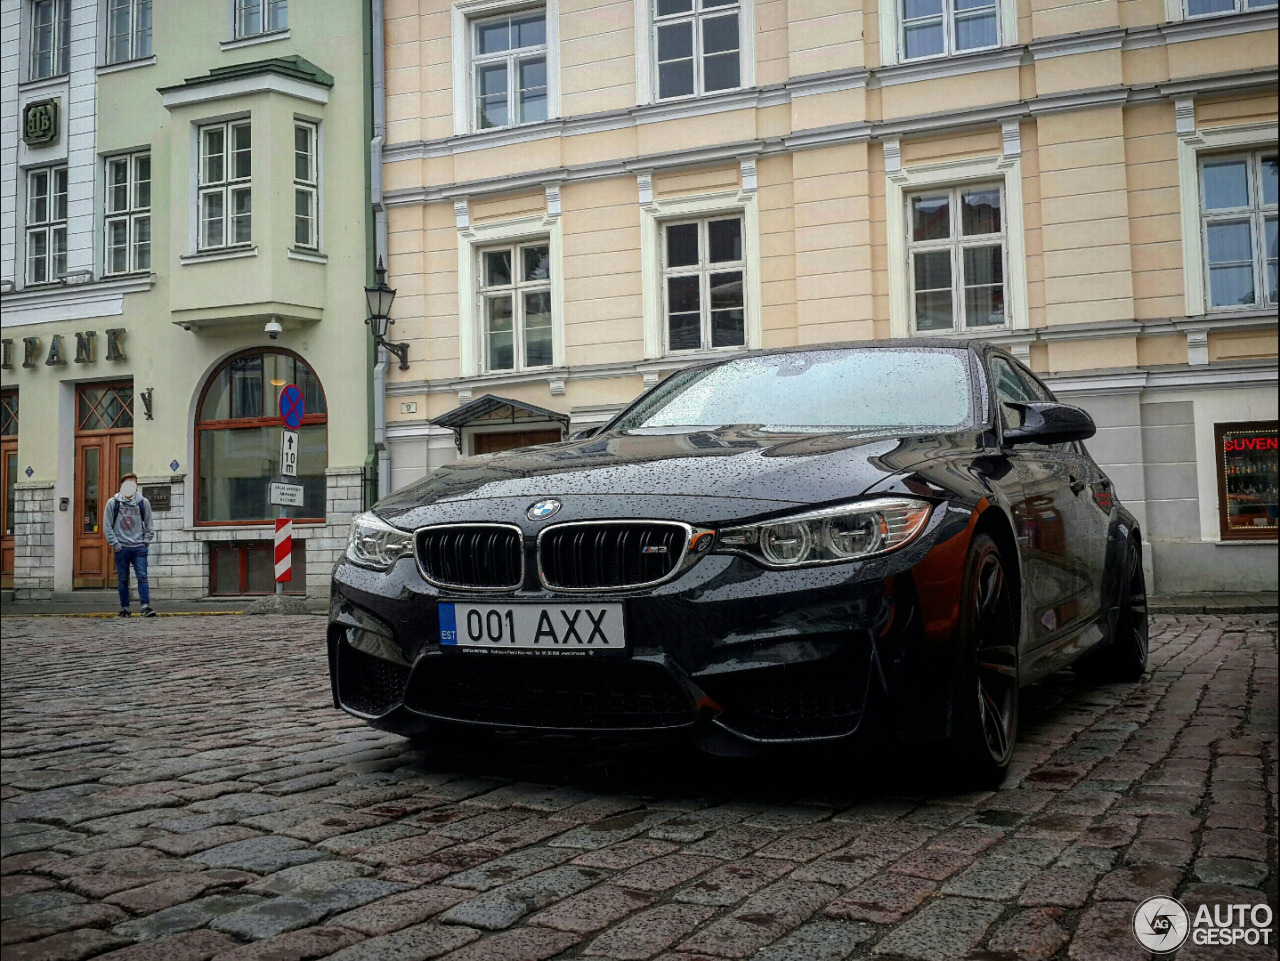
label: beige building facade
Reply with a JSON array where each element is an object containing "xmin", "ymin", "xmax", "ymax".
[{"xmin": 376, "ymin": 0, "xmax": 1278, "ymax": 592}]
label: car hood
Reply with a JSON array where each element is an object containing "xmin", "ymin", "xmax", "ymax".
[{"xmin": 375, "ymin": 426, "xmax": 978, "ymax": 528}]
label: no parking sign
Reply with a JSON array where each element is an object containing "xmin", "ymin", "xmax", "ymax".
[{"xmin": 279, "ymin": 383, "xmax": 305, "ymax": 429}]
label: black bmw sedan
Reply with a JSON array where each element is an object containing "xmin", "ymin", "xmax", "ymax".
[{"xmin": 328, "ymin": 340, "xmax": 1148, "ymax": 786}]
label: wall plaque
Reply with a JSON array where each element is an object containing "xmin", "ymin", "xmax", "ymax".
[
  {"xmin": 142, "ymin": 484, "xmax": 172, "ymax": 512},
  {"xmin": 22, "ymin": 99, "xmax": 59, "ymax": 146}
]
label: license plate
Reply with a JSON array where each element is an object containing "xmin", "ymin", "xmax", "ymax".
[{"xmin": 438, "ymin": 602, "xmax": 626, "ymax": 652}]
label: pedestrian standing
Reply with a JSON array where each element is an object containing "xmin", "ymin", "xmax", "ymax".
[{"xmin": 104, "ymin": 473, "xmax": 156, "ymax": 617}]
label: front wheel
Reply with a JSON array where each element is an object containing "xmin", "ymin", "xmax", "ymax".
[{"xmin": 947, "ymin": 533, "xmax": 1019, "ymax": 789}]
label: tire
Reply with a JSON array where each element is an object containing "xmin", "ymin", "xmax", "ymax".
[
  {"xmin": 1077, "ymin": 539, "xmax": 1148, "ymax": 682},
  {"xmin": 946, "ymin": 532, "xmax": 1019, "ymax": 790}
]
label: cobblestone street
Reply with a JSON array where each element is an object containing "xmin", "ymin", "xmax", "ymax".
[{"xmin": 1, "ymin": 613, "xmax": 1275, "ymax": 961}]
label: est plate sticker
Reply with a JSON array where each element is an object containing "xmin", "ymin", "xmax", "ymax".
[{"xmin": 439, "ymin": 602, "xmax": 625, "ymax": 652}]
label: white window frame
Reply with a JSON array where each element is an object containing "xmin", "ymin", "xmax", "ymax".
[
  {"xmin": 1174, "ymin": 0, "xmax": 1277, "ymax": 20},
  {"xmin": 660, "ymin": 216, "xmax": 748, "ymax": 352},
  {"xmin": 1176, "ymin": 118, "xmax": 1279, "ymax": 316},
  {"xmin": 103, "ymin": 151, "xmax": 151, "ymax": 276},
  {"xmin": 1197, "ymin": 150, "xmax": 1277, "ymax": 312},
  {"xmin": 476, "ymin": 240, "xmax": 556, "ymax": 373},
  {"xmin": 470, "ymin": 9, "xmax": 549, "ymax": 131},
  {"xmin": 197, "ymin": 118, "xmax": 252, "ymax": 252},
  {"xmin": 28, "ymin": 0, "xmax": 70, "ymax": 81},
  {"xmin": 292, "ymin": 120, "xmax": 319, "ymax": 251},
  {"xmin": 636, "ymin": 0, "xmax": 754, "ymax": 105},
  {"xmin": 451, "ymin": 0, "xmax": 560, "ymax": 137},
  {"xmin": 886, "ymin": 150, "xmax": 1029, "ymax": 337},
  {"xmin": 639, "ymin": 176, "xmax": 762, "ymax": 359},
  {"xmin": 456, "ymin": 209, "xmax": 565, "ymax": 378},
  {"xmin": 104, "ymin": 0, "xmax": 152, "ymax": 65},
  {"xmin": 878, "ymin": 0, "xmax": 1015, "ymax": 67},
  {"xmin": 233, "ymin": 0, "xmax": 287, "ymax": 39},
  {"xmin": 24, "ymin": 165, "xmax": 68, "ymax": 285},
  {"xmin": 905, "ymin": 183, "xmax": 1009, "ymax": 334}
]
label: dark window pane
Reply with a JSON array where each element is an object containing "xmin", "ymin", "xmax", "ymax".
[
  {"xmin": 658, "ymin": 60, "xmax": 695, "ymax": 98},
  {"xmin": 212, "ymin": 547, "xmax": 241, "ymax": 594},
  {"xmin": 955, "ymin": 8, "xmax": 997, "ymax": 46},
  {"xmin": 658, "ymin": 21, "xmax": 693, "ymax": 59},
  {"xmin": 1187, "ymin": 0, "xmax": 1234, "ymax": 13},
  {"xmin": 964, "ymin": 285, "xmax": 1005, "ymax": 327},
  {"xmin": 709, "ymin": 270, "xmax": 743, "ymax": 310},
  {"xmin": 708, "ymin": 218, "xmax": 742, "ymax": 263},
  {"xmin": 519, "ymin": 57, "xmax": 546, "ymax": 90},
  {"xmin": 478, "ymin": 63, "xmax": 507, "ymax": 96},
  {"xmin": 1207, "ymin": 221, "xmax": 1254, "ymax": 264},
  {"xmin": 703, "ymin": 52, "xmax": 739, "ymax": 91},
  {"xmin": 666, "ymin": 223, "xmax": 699, "ymax": 267},
  {"xmin": 703, "ymin": 13, "xmax": 738, "ymax": 54},
  {"xmin": 963, "ymin": 245, "xmax": 1003, "ymax": 287},
  {"xmin": 912, "ymin": 194, "xmax": 950, "ymax": 241},
  {"xmin": 520, "ymin": 92, "xmax": 547, "ymax": 123},
  {"xmin": 656, "ymin": 0, "xmax": 692, "ymax": 13},
  {"xmin": 914, "ymin": 290, "xmax": 953, "ymax": 331},
  {"xmin": 1209, "ymin": 266, "xmax": 1255, "ymax": 307},
  {"xmin": 246, "ymin": 546, "xmax": 274, "ymax": 594},
  {"xmin": 667, "ymin": 274, "xmax": 700, "ymax": 313},
  {"xmin": 711, "ymin": 309, "xmax": 744, "ymax": 347},
  {"xmin": 523, "ymin": 245, "xmax": 550, "ymax": 281},
  {"xmin": 914, "ymin": 249, "xmax": 951, "ymax": 290},
  {"xmin": 961, "ymin": 188, "xmax": 1001, "ymax": 235},
  {"xmin": 904, "ymin": 21, "xmax": 944, "ymax": 59},
  {"xmin": 484, "ymin": 249, "xmax": 512, "ymax": 286},
  {"xmin": 476, "ymin": 18, "xmax": 509, "ymax": 53},
  {"xmin": 488, "ymin": 331, "xmax": 514, "ymax": 370},
  {"xmin": 669, "ymin": 313, "xmax": 701, "ymax": 350},
  {"xmin": 1202, "ymin": 158, "xmax": 1250, "ymax": 210},
  {"xmin": 525, "ymin": 324, "xmax": 552, "ymax": 367},
  {"xmin": 486, "ymin": 294, "xmax": 514, "ymax": 332},
  {"xmin": 1261, "ymin": 156, "xmax": 1278, "ymax": 206},
  {"xmin": 903, "ymin": 0, "xmax": 943, "ymax": 17},
  {"xmin": 513, "ymin": 14, "xmax": 545, "ymax": 47}
]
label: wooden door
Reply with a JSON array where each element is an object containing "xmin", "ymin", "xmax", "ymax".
[
  {"xmin": 2, "ymin": 389, "xmax": 18, "ymax": 588},
  {"xmin": 472, "ymin": 429, "xmax": 562, "ymax": 455},
  {"xmin": 73, "ymin": 383, "xmax": 133, "ymax": 589}
]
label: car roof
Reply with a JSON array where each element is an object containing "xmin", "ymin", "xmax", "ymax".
[{"xmin": 688, "ymin": 337, "xmax": 999, "ymax": 371}]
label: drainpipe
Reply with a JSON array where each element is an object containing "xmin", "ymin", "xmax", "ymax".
[{"xmin": 371, "ymin": 0, "xmax": 392, "ymax": 499}]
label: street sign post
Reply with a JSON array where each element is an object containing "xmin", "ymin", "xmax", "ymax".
[
  {"xmin": 280, "ymin": 429, "xmax": 299, "ymax": 477},
  {"xmin": 269, "ymin": 482, "xmax": 305, "ymax": 507}
]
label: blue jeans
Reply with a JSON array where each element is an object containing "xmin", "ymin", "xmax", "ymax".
[{"xmin": 115, "ymin": 546, "xmax": 150, "ymax": 609}]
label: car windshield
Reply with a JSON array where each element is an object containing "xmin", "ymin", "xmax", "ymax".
[{"xmin": 614, "ymin": 348, "xmax": 975, "ymax": 432}]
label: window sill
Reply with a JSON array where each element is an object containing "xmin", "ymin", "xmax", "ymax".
[
  {"xmin": 181, "ymin": 246, "xmax": 258, "ymax": 265},
  {"xmin": 97, "ymin": 55, "xmax": 156, "ymax": 76},
  {"xmin": 19, "ymin": 73, "xmax": 69, "ymax": 92},
  {"xmin": 287, "ymin": 247, "xmax": 327, "ymax": 264},
  {"xmin": 1214, "ymin": 535, "xmax": 1278, "ymax": 545},
  {"xmin": 221, "ymin": 29, "xmax": 290, "ymax": 51}
]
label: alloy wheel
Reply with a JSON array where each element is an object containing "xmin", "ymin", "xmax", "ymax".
[
  {"xmin": 1123, "ymin": 548, "xmax": 1149, "ymax": 666},
  {"xmin": 973, "ymin": 551, "xmax": 1018, "ymax": 763}
]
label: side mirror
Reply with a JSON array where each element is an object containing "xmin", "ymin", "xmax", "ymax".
[
  {"xmin": 569, "ymin": 426, "xmax": 602, "ymax": 441},
  {"xmin": 1004, "ymin": 402, "xmax": 1096, "ymax": 446}
]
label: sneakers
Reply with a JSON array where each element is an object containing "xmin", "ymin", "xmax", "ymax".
[
  {"xmin": 117, "ymin": 609, "xmax": 132, "ymax": 618},
  {"xmin": 140, "ymin": 606, "xmax": 157, "ymax": 618}
]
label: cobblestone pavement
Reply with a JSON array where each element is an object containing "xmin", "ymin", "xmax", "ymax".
[{"xmin": 1, "ymin": 613, "xmax": 1275, "ymax": 961}]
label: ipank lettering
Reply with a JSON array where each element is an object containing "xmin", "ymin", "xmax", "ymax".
[{"xmin": 1, "ymin": 328, "xmax": 126, "ymax": 370}]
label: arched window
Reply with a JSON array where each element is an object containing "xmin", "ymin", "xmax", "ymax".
[{"xmin": 196, "ymin": 350, "xmax": 327, "ymax": 523}]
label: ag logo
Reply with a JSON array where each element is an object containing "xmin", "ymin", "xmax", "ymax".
[
  {"xmin": 526, "ymin": 499, "xmax": 561, "ymax": 521},
  {"xmin": 1133, "ymin": 896, "xmax": 1189, "ymax": 953}
]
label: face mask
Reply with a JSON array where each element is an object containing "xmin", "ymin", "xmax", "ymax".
[{"xmin": 120, "ymin": 479, "xmax": 138, "ymax": 500}]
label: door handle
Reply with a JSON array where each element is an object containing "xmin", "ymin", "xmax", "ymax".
[{"xmin": 1069, "ymin": 475, "xmax": 1086, "ymax": 495}]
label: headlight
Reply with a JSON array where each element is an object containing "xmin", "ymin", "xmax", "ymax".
[
  {"xmin": 715, "ymin": 497, "xmax": 933, "ymax": 568},
  {"xmin": 346, "ymin": 512, "xmax": 415, "ymax": 570}
]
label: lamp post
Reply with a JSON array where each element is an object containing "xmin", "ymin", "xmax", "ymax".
[{"xmin": 364, "ymin": 258, "xmax": 409, "ymax": 370}]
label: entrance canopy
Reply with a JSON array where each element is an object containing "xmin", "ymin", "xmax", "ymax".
[{"xmin": 432, "ymin": 394, "xmax": 569, "ymax": 453}]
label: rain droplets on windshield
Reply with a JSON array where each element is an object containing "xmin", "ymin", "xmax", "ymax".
[{"xmin": 615, "ymin": 348, "xmax": 975, "ymax": 432}]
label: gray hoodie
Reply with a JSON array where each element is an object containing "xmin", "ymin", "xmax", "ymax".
[{"xmin": 104, "ymin": 494, "xmax": 154, "ymax": 550}]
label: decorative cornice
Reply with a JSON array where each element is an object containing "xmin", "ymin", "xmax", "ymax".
[
  {"xmin": 0, "ymin": 275, "xmax": 155, "ymax": 327},
  {"xmin": 158, "ymin": 55, "xmax": 332, "ymax": 109},
  {"xmin": 876, "ymin": 47, "xmax": 1025, "ymax": 85}
]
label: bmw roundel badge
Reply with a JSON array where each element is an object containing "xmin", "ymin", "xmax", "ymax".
[{"xmin": 527, "ymin": 498, "xmax": 562, "ymax": 521}]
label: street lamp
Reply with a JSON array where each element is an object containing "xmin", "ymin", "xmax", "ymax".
[{"xmin": 364, "ymin": 257, "xmax": 409, "ymax": 370}]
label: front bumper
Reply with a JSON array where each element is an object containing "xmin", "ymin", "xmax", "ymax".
[{"xmin": 327, "ymin": 503, "xmax": 974, "ymax": 749}]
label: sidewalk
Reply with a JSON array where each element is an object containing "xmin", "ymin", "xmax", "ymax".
[
  {"xmin": 0, "ymin": 590, "xmax": 327, "ymax": 617},
  {"xmin": 1148, "ymin": 592, "xmax": 1278, "ymax": 615}
]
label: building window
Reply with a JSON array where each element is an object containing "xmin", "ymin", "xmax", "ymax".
[
  {"xmin": 198, "ymin": 119, "xmax": 252, "ymax": 251},
  {"xmin": 471, "ymin": 9, "xmax": 547, "ymax": 129},
  {"xmin": 1216, "ymin": 421, "xmax": 1278, "ymax": 541},
  {"xmin": 25, "ymin": 166, "xmax": 68, "ymax": 285},
  {"xmin": 906, "ymin": 184, "xmax": 1006, "ymax": 333},
  {"xmin": 104, "ymin": 153, "xmax": 150, "ymax": 275},
  {"xmin": 29, "ymin": 0, "xmax": 69, "ymax": 80},
  {"xmin": 654, "ymin": 0, "xmax": 741, "ymax": 100},
  {"xmin": 210, "ymin": 542, "xmax": 306, "ymax": 594},
  {"xmin": 293, "ymin": 121, "xmax": 318, "ymax": 249},
  {"xmin": 479, "ymin": 242, "xmax": 553, "ymax": 372},
  {"xmin": 663, "ymin": 216, "xmax": 745, "ymax": 351},
  {"xmin": 105, "ymin": 0, "xmax": 152, "ymax": 64},
  {"xmin": 196, "ymin": 350, "xmax": 326, "ymax": 524},
  {"xmin": 1187, "ymin": 0, "xmax": 1275, "ymax": 17},
  {"xmin": 235, "ymin": 0, "xmax": 286, "ymax": 38},
  {"xmin": 900, "ymin": 0, "xmax": 999, "ymax": 61},
  {"xmin": 1200, "ymin": 151, "xmax": 1278, "ymax": 310}
]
